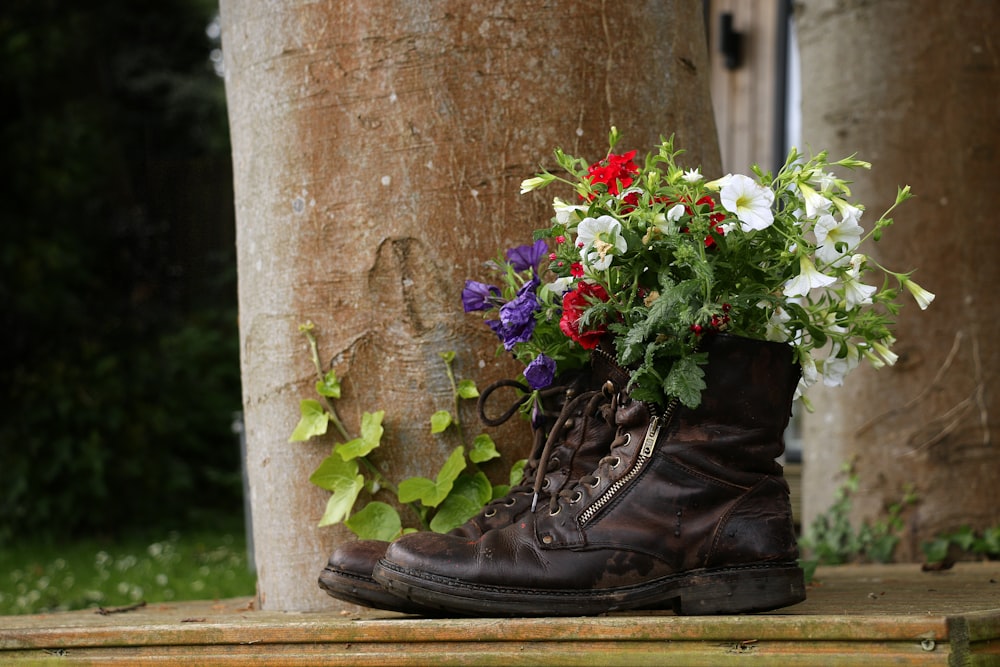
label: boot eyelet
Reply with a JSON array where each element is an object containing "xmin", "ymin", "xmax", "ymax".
[
  {"xmin": 541, "ymin": 477, "xmax": 551, "ymax": 490},
  {"xmin": 610, "ymin": 456, "xmax": 622, "ymax": 469},
  {"xmin": 542, "ymin": 534, "xmax": 553, "ymax": 544},
  {"xmin": 503, "ymin": 498, "xmax": 516, "ymax": 507},
  {"xmin": 549, "ymin": 506, "xmax": 561, "ymax": 516},
  {"xmin": 587, "ymin": 476, "xmax": 601, "ymax": 488},
  {"xmin": 484, "ymin": 508, "xmax": 497, "ymax": 518},
  {"xmin": 569, "ymin": 490, "xmax": 582, "ymax": 504}
]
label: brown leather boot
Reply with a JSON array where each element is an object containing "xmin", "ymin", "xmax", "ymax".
[
  {"xmin": 373, "ymin": 334, "xmax": 806, "ymax": 616},
  {"xmin": 318, "ymin": 358, "xmax": 619, "ymax": 612}
]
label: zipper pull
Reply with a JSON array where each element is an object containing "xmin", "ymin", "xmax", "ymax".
[{"xmin": 640, "ymin": 416, "xmax": 661, "ymax": 457}]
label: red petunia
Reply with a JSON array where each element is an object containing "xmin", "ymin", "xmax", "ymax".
[
  {"xmin": 559, "ymin": 282, "xmax": 610, "ymax": 349},
  {"xmin": 569, "ymin": 262, "xmax": 585, "ymax": 278}
]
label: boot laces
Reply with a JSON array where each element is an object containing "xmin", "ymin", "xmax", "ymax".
[
  {"xmin": 549, "ymin": 380, "xmax": 626, "ymax": 513},
  {"xmin": 476, "ymin": 377, "xmax": 588, "ymax": 511}
]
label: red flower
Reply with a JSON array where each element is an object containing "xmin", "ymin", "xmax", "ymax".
[
  {"xmin": 559, "ymin": 282, "xmax": 609, "ymax": 349},
  {"xmin": 585, "ymin": 150, "xmax": 640, "ymax": 199},
  {"xmin": 569, "ymin": 262, "xmax": 585, "ymax": 278}
]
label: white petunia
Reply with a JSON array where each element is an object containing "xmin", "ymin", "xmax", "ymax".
[
  {"xmin": 552, "ymin": 197, "xmax": 588, "ymax": 225},
  {"xmin": 797, "ymin": 182, "xmax": 833, "ymax": 219},
  {"xmin": 871, "ymin": 339, "xmax": 899, "ymax": 366},
  {"xmin": 720, "ymin": 174, "xmax": 775, "ymax": 231},
  {"xmin": 820, "ymin": 343, "xmax": 861, "ymax": 387},
  {"xmin": 903, "ymin": 278, "xmax": 935, "ymax": 310},
  {"xmin": 842, "ymin": 254, "xmax": 876, "ymax": 308},
  {"xmin": 544, "ymin": 276, "xmax": 575, "ymax": 297},
  {"xmin": 576, "ymin": 215, "xmax": 627, "ymax": 271},
  {"xmin": 763, "ymin": 304, "xmax": 791, "ymax": 342},
  {"xmin": 520, "ymin": 174, "xmax": 553, "ymax": 194},
  {"xmin": 783, "ymin": 256, "xmax": 838, "ymax": 297},
  {"xmin": 682, "ymin": 168, "xmax": 703, "ymax": 184},
  {"xmin": 794, "ymin": 353, "xmax": 820, "ymax": 401},
  {"xmin": 815, "ymin": 213, "xmax": 864, "ymax": 267}
]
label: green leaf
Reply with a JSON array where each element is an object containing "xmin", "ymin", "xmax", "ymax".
[
  {"xmin": 430, "ymin": 409, "xmax": 453, "ymax": 434},
  {"xmin": 921, "ymin": 538, "xmax": 950, "ymax": 564},
  {"xmin": 492, "ymin": 484, "xmax": 511, "ymax": 499},
  {"xmin": 397, "ymin": 446, "xmax": 466, "ymax": 507},
  {"xmin": 439, "ymin": 350, "xmax": 456, "ymax": 364},
  {"xmin": 508, "ymin": 458, "xmax": 528, "ymax": 486},
  {"xmin": 315, "ymin": 369, "xmax": 341, "ymax": 398},
  {"xmin": 344, "ymin": 501, "xmax": 402, "ymax": 541},
  {"xmin": 429, "ymin": 472, "xmax": 493, "ymax": 533},
  {"xmin": 456, "ymin": 379, "xmax": 480, "ymax": 399},
  {"xmin": 662, "ymin": 354, "xmax": 707, "ymax": 409},
  {"xmin": 469, "ymin": 433, "xmax": 500, "ymax": 463},
  {"xmin": 309, "ymin": 455, "xmax": 363, "ymax": 526},
  {"xmin": 288, "ymin": 399, "xmax": 330, "ymax": 442},
  {"xmin": 337, "ymin": 410, "xmax": 385, "ymax": 460}
]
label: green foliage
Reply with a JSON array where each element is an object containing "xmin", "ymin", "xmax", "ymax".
[
  {"xmin": 921, "ymin": 525, "xmax": 1000, "ymax": 565},
  {"xmin": 291, "ymin": 330, "xmax": 519, "ymax": 540},
  {"xmin": 798, "ymin": 461, "xmax": 917, "ymax": 574},
  {"xmin": 0, "ymin": 1, "xmax": 241, "ymax": 541}
]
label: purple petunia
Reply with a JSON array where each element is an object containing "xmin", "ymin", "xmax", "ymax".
[
  {"xmin": 505, "ymin": 239, "xmax": 549, "ymax": 273},
  {"xmin": 486, "ymin": 278, "xmax": 540, "ymax": 350},
  {"xmin": 523, "ymin": 353, "xmax": 557, "ymax": 390},
  {"xmin": 461, "ymin": 280, "xmax": 501, "ymax": 312}
]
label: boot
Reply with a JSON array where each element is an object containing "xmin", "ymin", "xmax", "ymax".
[
  {"xmin": 318, "ymin": 357, "xmax": 619, "ymax": 612},
  {"xmin": 373, "ymin": 334, "xmax": 806, "ymax": 616}
]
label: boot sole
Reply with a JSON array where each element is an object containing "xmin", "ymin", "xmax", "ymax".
[
  {"xmin": 319, "ymin": 566, "xmax": 436, "ymax": 615},
  {"xmin": 373, "ymin": 560, "xmax": 805, "ymax": 617}
]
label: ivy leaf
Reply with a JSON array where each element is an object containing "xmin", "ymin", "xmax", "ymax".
[
  {"xmin": 438, "ymin": 351, "xmax": 456, "ymax": 364},
  {"xmin": 344, "ymin": 501, "xmax": 402, "ymax": 541},
  {"xmin": 337, "ymin": 410, "xmax": 385, "ymax": 460},
  {"xmin": 469, "ymin": 433, "xmax": 500, "ymax": 463},
  {"xmin": 492, "ymin": 484, "xmax": 511, "ymax": 499},
  {"xmin": 456, "ymin": 379, "xmax": 479, "ymax": 399},
  {"xmin": 430, "ymin": 410, "xmax": 453, "ymax": 434},
  {"xmin": 315, "ymin": 369, "xmax": 341, "ymax": 399},
  {"xmin": 397, "ymin": 446, "xmax": 466, "ymax": 507},
  {"xmin": 429, "ymin": 472, "xmax": 493, "ymax": 533},
  {"xmin": 662, "ymin": 354, "xmax": 707, "ymax": 409},
  {"xmin": 288, "ymin": 399, "xmax": 330, "ymax": 442},
  {"xmin": 508, "ymin": 458, "xmax": 528, "ymax": 486},
  {"xmin": 309, "ymin": 455, "xmax": 363, "ymax": 526}
]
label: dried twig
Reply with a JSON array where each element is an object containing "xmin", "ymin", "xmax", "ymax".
[{"xmin": 95, "ymin": 600, "xmax": 147, "ymax": 616}]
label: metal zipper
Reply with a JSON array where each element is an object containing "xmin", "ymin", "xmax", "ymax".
[{"xmin": 578, "ymin": 397, "xmax": 678, "ymax": 526}]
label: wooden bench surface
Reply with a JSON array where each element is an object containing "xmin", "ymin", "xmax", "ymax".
[{"xmin": 1, "ymin": 562, "xmax": 998, "ymax": 665}]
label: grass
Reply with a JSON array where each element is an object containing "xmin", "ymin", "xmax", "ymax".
[{"xmin": 0, "ymin": 521, "xmax": 257, "ymax": 616}]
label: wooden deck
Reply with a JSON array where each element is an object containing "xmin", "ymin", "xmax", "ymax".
[{"xmin": 1, "ymin": 563, "xmax": 998, "ymax": 666}]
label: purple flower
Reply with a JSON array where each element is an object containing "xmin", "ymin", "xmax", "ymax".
[
  {"xmin": 505, "ymin": 239, "xmax": 549, "ymax": 273},
  {"xmin": 461, "ymin": 280, "xmax": 501, "ymax": 312},
  {"xmin": 523, "ymin": 354, "xmax": 557, "ymax": 390},
  {"xmin": 486, "ymin": 279, "xmax": 540, "ymax": 350}
]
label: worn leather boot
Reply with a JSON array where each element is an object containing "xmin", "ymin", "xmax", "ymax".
[
  {"xmin": 373, "ymin": 334, "xmax": 805, "ymax": 616},
  {"xmin": 318, "ymin": 358, "xmax": 618, "ymax": 612}
]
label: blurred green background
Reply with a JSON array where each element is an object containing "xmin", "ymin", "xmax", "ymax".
[{"xmin": 1, "ymin": 0, "xmax": 244, "ymax": 570}]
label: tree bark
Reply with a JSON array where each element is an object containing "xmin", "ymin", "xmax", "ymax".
[
  {"xmin": 220, "ymin": 0, "xmax": 720, "ymax": 611},
  {"xmin": 798, "ymin": 0, "xmax": 1000, "ymax": 560}
]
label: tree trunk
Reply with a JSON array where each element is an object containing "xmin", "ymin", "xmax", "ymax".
[
  {"xmin": 220, "ymin": 0, "xmax": 720, "ymax": 611},
  {"xmin": 798, "ymin": 0, "xmax": 1000, "ymax": 560}
]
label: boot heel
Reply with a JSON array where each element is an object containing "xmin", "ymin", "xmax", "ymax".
[{"xmin": 672, "ymin": 565, "xmax": 805, "ymax": 615}]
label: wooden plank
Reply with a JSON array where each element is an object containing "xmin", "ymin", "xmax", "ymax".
[{"xmin": 1, "ymin": 564, "xmax": 998, "ymax": 666}]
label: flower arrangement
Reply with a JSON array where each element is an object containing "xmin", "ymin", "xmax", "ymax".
[{"xmin": 463, "ymin": 128, "xmax": 934, "ymax": 411}]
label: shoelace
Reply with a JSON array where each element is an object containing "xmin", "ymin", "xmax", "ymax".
[
  {"xmin": 548, "ymin": 380, "xmax": 622, "ymax": 514},
  {"xmin": 478, "ymin": 375, "xmax": 610, "ymax": 513},
  {"xmin": 528, "ymin": 386, "xmax": 611, "ymax": 512}
]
